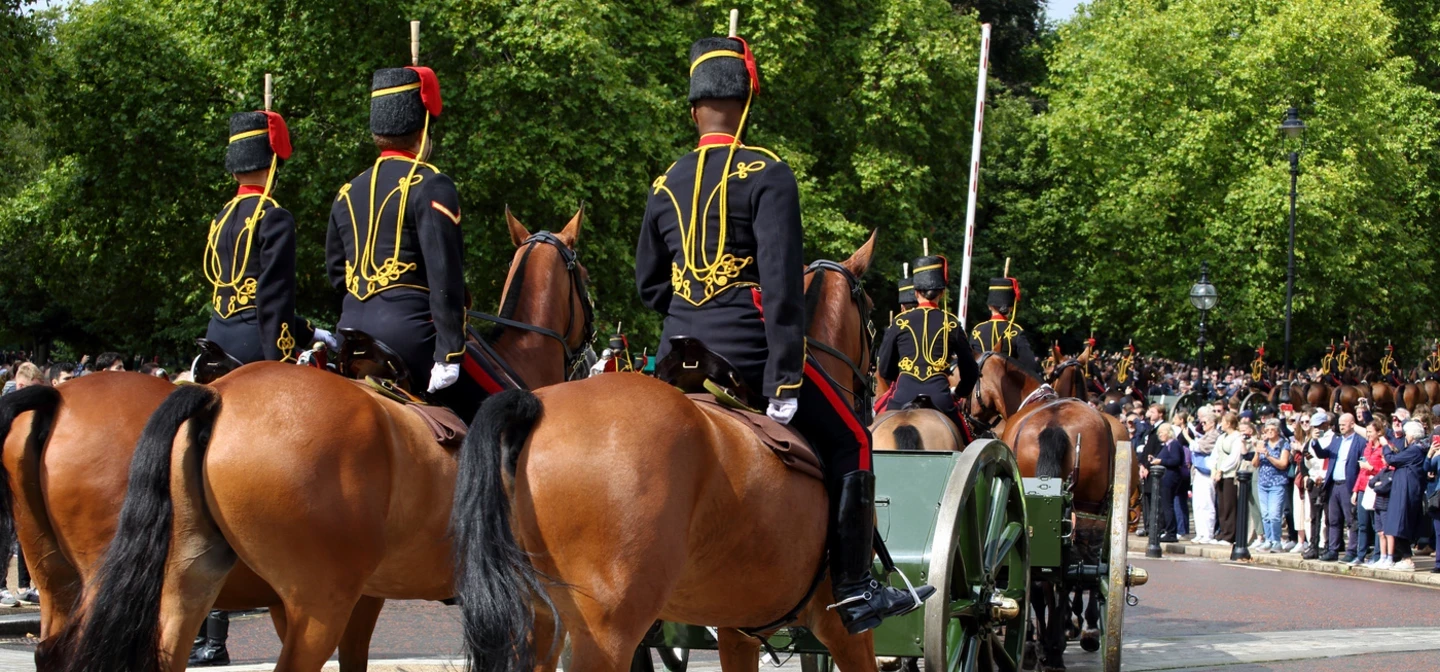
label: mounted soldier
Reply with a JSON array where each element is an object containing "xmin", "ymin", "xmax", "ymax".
[
  {"xmin": 1249, "ymin": 345, "xmax": 1273, "ymax": 392},
  {"xmin": 875, "ymin": 253, "xmax": 979, "ymax": 440},
  {"xmin": 193, "ymin": 93, "xmax": 335, "ymax": 667},
  {"xmin": 872, "ymin": 271, "xmax": 917, "ymax": 413},
  {"xmin": 326, "ymin": 62, "xmax": 503, "ymax": 421},
  {"xmin": 969, "ymin": 273, "xmax": 1038, "ymax": 374},
  {"xmin": 1426, "ymin": 342, "xmax": 1440, "ymax": 380},
  {"xmin": 1381, "ymin": 343, "xmax": 1403, "ymax": 388},
  {"xmin": 202, "ymin": 102, "xmax": 333, "ymax": 368},
  {"xmin": 1319, "ymin": 342, "xmax": 1341, "ymax": 387},
  {"xmin": 634, "ymin": 32, "xmax": 933, "ymax": 632}
]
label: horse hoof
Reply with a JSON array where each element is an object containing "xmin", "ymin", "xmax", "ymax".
[
  {"xmin": 1065, "ymin": 626, "xmax": 1080, "ymax": 640},
  {"xmin": 877, "ymin": 657, "xmax": 902, "ymax": 671},
  {"xmin": 1080, "ymin": 630, "xmax": 1101, "ymax": 652}
]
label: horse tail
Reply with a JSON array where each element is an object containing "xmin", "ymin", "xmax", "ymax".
[
  {"xmin": 450, "ymin": 389, "xmax": 554, "ymax": 672},
  {"xmin": 51, "ymin": 384, "xmax": 220, "ymax": 672},
  {"xmin": 893, "ymin": 424, "xmax": 923, "ymax": 452},
  {"xmin": 1037, "ymin": 426, "xmax": 1070, "ymax": 479},
  {"xmin": 0, "ymin": 385, "xmax": 61, "ymax": 556}
]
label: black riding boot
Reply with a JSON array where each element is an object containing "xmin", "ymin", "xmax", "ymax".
[
  {"xmin": 188, "ymin": 610, "xmax": 231, "ymax": 667},
  {"xmin": 828, "ymin": 471, "xmax": 935, "ymax": 634}
]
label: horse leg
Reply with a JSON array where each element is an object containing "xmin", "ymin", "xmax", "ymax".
[
  {"xmin": 531, "ymin": 597, "xmax": 563, "ymax": 672},
  {"xmin": 273, "ymin": 594, "xmax": 363, "ymax": 672},
  {"xmin": 803, "ymin": 594, "xmax": 878, "ymax": 672},
  {"xmin": 1065, "ymin": 588, "xmax": 1082, "ymax": 640},
  {"xmin": 716, "ymin": 628, "xmax": 761, "ymax": 672},
  {"xmin": 336, "ymin": 596, "xmax": 385, "ymax": 671},
  {"xmin": 1079, "ymin": 590, "xmax": 1100, "ymax": 652},
  {"xmin": 1040, "ymin": 584, "xmax": 1067, "ymax": 672},
  {"xmin": 270, "ymin": 605, "xmax": 289, "ymax": 641}
]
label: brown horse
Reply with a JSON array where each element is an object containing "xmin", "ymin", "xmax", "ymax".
[
  {"xmin": 50, "ymin": 210, "xmax": 592, "ymax": 672},
  {"xmin": 971, "ymin": 353, "xmax": 1122, "ymax": 671},
  {"xmin": 446, "ymin": 237, "xmax": 881, "ymax": 672},
  {"xmin": 0, "ymin": 373, "xmax": 388, "ymax": 670}
]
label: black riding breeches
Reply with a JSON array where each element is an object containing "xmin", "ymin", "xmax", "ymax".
[{"xmin": 782, "ymin": 357, "xmax": 872, "ymax": 491}]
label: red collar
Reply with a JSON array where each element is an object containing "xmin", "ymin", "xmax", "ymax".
[
  {"xmin": 917, "ymin": 300, "xmax": 939, "ymax": 309},
  {"xmin": 697, "ymin": 133, "xmax": 738, "ymax": 148},
  {"xmin": 990, "ymin": 312, "xmax": 1008, "ymax": 322},
  {"xmin": 380, "ymin": 149, "xmax": 418, "ymax": 160},
  {"xmin": 236, "ymin": 184, "xmax": 266, "ymax": 196}
]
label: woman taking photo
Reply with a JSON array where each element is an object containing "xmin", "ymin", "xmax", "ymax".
[{"xmin": 1251, "ymin": 419, "xmax": 1292, "ymax": 552}]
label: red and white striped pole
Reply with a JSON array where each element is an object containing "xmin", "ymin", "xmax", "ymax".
[{"xmin": 958, "ymin": 23, "xmax": 992, "ymax": 329}]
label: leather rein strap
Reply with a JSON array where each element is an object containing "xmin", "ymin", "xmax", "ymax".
[
  {"xmin": 803, "ymin": 260, "xmax": 875, "ymax": 425},
  {"xmin": 468, "ymin": 231, "xmax": 596, "ymax": 381}
]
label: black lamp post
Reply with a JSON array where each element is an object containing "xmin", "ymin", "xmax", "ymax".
[
  {"xmin": 1279, "ymin": 107, "xmax": 1305, "ymax": 379},
  {"xmin": 1189, "ymin": 262, "xmax": 1218, "ymax": 392}
]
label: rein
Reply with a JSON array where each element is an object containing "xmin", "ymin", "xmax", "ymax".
[
  {"xmin": 803, "ymin": 260, "xmax": 875, "ymax": 424},
  {"xmin": 468, "ymin": 231, "xmax": 596, "ymax": 381}
]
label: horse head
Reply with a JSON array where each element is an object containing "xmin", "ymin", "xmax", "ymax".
[
  {"xmin": 493, "ymin": 206, "xmax": 594, "ymax": 385},
  {"xmin": 803, "ymin": 230, "xmax": 876, "ymax": 418},
  {"xmin": 972, "ymin": 352, "xmax": 1044, "ymax": 430}
]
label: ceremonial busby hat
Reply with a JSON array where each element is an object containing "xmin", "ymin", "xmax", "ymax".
[
  {"xmin": 370, "ymin": 66, "xmax": 443, "ymax": 136},
  {"xmin": 608, "ymin": 334, "xmax": 629, "ymax": 353},
  {"xmin": 897, "ymin": 277, "xmax": 916, "ymax": 305},
  {"xmin": 988, "ymin": 277, "xmax": 1019, "ymax": 309},
  {"xmin": 689, "ymin": 36, "xmax": 760, "ymax": 103},
  {"xmin": 225, "ymin": 111, "xmax": 292, "ymax": 174},
  {"xmin": 911, "ymin": 255, "xmax": 948, "ymax": 292}
]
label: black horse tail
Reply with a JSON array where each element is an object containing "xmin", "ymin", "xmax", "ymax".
[
  {"xmin": 893, "ymin": 424, "xmax": 923, "ymax": 452},
  {"xmin": 0, "ymin": 385, "xmax": 61, "ymax": 556},
  {"xmin": 50, "ymin": 385, "xmax": 220, "ymax": 672},
  {"xmin": 1037, "ymin": 426, "xmax": 1070, "ymax": 479},
  {"xmin": 450, "ymin": 389, "xmax": 554, "ymax": 672}
]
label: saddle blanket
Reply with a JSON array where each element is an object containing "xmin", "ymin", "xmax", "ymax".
[{"xmin": 686, "ymin": 393, "xmax": 824, "ymax": 482}]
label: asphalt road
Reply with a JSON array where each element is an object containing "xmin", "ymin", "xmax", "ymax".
[{"xmin": 2, "ymin": 551, "xmax": 1438, "ymax": 670}]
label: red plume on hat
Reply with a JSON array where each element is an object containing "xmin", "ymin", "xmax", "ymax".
[
  {"xmin": 260, "ymin": 111, "xmax": 292, "ymax": 160},
  {"xmin": 732, "ymin": 36, "xmax": 761, "ymax": 95},
  {"xmin": 404, "ymin": 66, "xmax": 443, "ymax": 117}
]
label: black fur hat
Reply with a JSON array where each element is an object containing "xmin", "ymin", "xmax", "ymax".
[
  {"xmin": 911, "ymin": 255, "xmax": 949, "ymax": 292},
  {"xmin": 988, "ymin": 277, "xmax": 1017, "ymax": 309},
  {"xmin": 689, "ymin": 37, "xmax": 752, "ymax": 103},
  {"xmin": 371, "ymin": 68, "xmax": 428, "ymax": 136},
  {"xmin": 225, "ymin": 112, "xmax": 275, "ymax": 174},
  {"xmin": 898, "ymin": 277, "xmax": 916, "ymax": 305}
]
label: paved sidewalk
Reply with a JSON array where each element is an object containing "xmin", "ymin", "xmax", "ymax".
[{"xmin": 1128, "ymin": 536, "xmax": 1440, "ymax": 587}]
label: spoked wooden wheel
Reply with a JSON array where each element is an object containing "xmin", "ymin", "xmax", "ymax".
[
  {"xmin": 923, "ymin": 439, "xmax": 1030, "ymax": 672},
  {"xmin": 1100, "ymin": 440, "xmax": 1134, "ymax": 672}
]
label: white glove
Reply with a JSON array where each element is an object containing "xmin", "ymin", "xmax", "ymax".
[
  {"xmin": 590, "ymin": 349, "xmax": 613, "ymax": 376},
  {"xmin": 428, "ymin": 362, "xmax": 461, "ymax": 393},
  {"xmin": 312, "ymin": 327, "xmax": 338, "ymax": 351},
  {"xmin": 767, "ymin": 397, "xmax": 798, "ymax": 425}
]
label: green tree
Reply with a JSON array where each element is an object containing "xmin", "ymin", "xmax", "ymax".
[{"xmin": 1014, "ymin": 0, "xmax": 1440, "ymax": 365}]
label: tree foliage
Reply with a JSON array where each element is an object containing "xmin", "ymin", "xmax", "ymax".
[{"xmin": 987, "ymin": 0, "xmax": 1440, "ymax": 365}]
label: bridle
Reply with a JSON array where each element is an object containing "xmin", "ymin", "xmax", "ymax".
[
  {"xmin": 469, "ymin": 231, "xmax": 596, "ymax": 382},
  {"xmin": 803, "ymin": 260, "xmax": 875, "ymax": 425},
  {"xmin": 969, "ymin": 351, "xmax": 1053, "ymax": 436}
]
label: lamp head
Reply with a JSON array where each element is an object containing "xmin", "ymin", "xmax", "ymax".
[{"xmin": 1279, "ymin": 106, "xmax": 1305, "ymax": 139}]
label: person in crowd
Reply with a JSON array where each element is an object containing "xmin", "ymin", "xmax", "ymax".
[
  {"xmin": 1381, "ymin": 421, "xmax": 1430, "ymax": 571},
  {"xmin": 45, "ymin": 362, "xmax": 75, "ymax": 386},
  {"xmin": 1311, "ymin": 412, "xmax": 1363, "ymax": 563},
  {"xmin": 1368, "ymin": 430, "xmax": 1396, "ymax": 569},
  {"xmin": 1190, "ymin": 407, "xmax": 1222, "ymax": 544},
  {"xmin": 1133, "ymin": 407, "xmax": 1160, "ymax": 537},
  {"xmin": 1239, "ymin": 417, "xmax": 1264, "ymax": 546},
  {"xmin": 1425, "ymin": 435, "xmax": 1440, "ymax": 573},
  {"xmin": 93, "ymin": 352, "xmax": 125, "ymax": 372},
  {"xmin": 1169, "ymin": 410, "xmax": 1193, "ymax": 537},
  {"xmin": 1353, "ymin": 418, "xmax": 1388, "ymax": 565},
  {"xmin": 1152, "ymin": 423, "xmax": 1184, "ymax": 542},
  {"xmin": 1290, "ymin": 410, "xmax": 1322, "ymax": 556},
  {"xmin": 1250, "ymin": 418, "xmax": 1291, "ymax": 552},
  {"xmin": 1212, "ymin": 412, "xmax": 1245, "ymax": 543},
  {"xmin": 2, "ymin": 363, "xmax": 41, "ymax": 394}
]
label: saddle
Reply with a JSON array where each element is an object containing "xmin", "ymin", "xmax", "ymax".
[
  {"xmin": 337, "ymin": 328, "xmax": 413, "ymax": 392},
  {"xmin": 193, "ymin": 339, "xmax": 243, "ymax": 384},
  {"xmin": 656, "ymin": 337, "xmax": 822, "ymax": 481},
  {"xmin": 655, "ymin": 336, "xmax": 764, "ymax": 412}
]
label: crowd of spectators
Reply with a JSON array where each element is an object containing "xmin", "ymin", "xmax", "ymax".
[{"xmin": 1123, "ymin": 367, "xmax": 1440, "ymax": 573}]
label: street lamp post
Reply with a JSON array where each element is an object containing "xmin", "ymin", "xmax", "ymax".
[
  {"xmin": 1189, "ymin": 262, "xmax": 1218, "ymax": 394},
  {"xmin": 1279, "ymin": 107, "xmax": 1306, "ymax": 379}
]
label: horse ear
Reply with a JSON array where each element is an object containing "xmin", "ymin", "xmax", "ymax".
[
  {"xmin": 505, "ymin": 206, "xmax": 531, "ymax": 248},
  {"xmin": 557, "ymin": 203, "xmax": 584, "ymax": 249},
  {"xmin": 842, "ymin": 229, "xmax": 878, "ymax": 277}
]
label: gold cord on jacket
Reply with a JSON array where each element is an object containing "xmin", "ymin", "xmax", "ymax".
[
  {"xmin": 204, "ymin": 153, "xmax": 279, "ymax": 318},
  {"xmin": 895, "ymin": 308, "xmax": 958, "ymax": 381},
  {"xmin": 336, "ymin": 116, "xmax": 435, "ymax": 300}
]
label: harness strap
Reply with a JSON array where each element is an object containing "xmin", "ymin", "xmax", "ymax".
[
  {"xmin": 466, "ymin": 325, "xmax": 530, "ymax": 390},
  {"xmin": 1017, "ymin": 384, "xmax": 1057, "ymax": 413}
]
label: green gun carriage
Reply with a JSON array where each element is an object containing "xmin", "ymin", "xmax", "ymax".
[{"xmin": 633, "ymin": 437, "xmax": 1142, "ymax": 672}]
